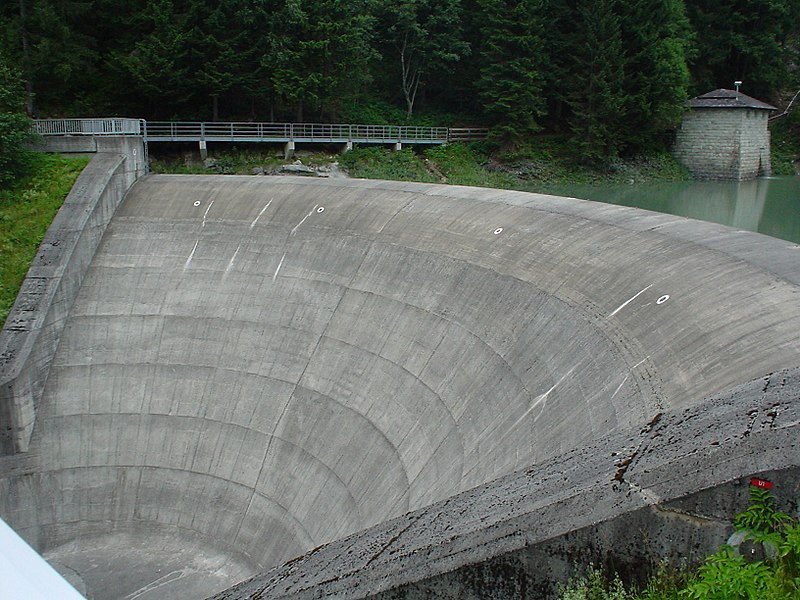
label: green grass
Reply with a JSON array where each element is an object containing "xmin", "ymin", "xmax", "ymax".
[
  {"xmin": 340, "ymin": 139, "xmax": 690, "ymax": 190},
  {"xmin": 338, "ymin": 147, "xmax": 438, "ymax": 182},
  {"xmin": 149, "ymin": 147, "xmax": 341, "ymax": 175},
  {"xmin": 150, "ymin": 136, "xmax": 692, "ymax": 188},
  {"xmin": 0, "ymin": 153, "xmax": 90, "ymax": 326}
]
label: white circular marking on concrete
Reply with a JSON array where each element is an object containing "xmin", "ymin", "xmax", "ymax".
[
  {"xmin": 193, "ymin": 201, "xmax": 201, "ymax": 207},
  {"xmin": 317, "ymin": 207, "xmax": 325, "ymax": 213},
  {"xmin": 494, "ymin": 227, "xmax": 503, "ymax": 235},
  {"xmin": 656, "ymin": 295, "xmax": 670, "ymax": 305}
]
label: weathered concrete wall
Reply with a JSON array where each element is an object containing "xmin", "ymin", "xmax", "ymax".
[
  {"xmin": 0, "ymin": 176, "xmax": 798, "ymax": 599},
  {"xmin": 673, "ymin": 108, "xmax": 771, "ymax": 180},
  {"xmin": 0, "ymin": 137, "xmax": 145, "ymax": 453},
  {"xmin": 215, "ymin": 368, "xmax": 800, "ymax": 599}
]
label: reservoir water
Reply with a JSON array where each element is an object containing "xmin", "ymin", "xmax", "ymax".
[{"xmin": 541, "ymin": 176, "xmax": 800, "ymax": 244}]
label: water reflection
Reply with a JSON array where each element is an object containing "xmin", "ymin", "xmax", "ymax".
[{"xmin": 542, "ymin": 176, "xmax": 800, "ymax": 244}]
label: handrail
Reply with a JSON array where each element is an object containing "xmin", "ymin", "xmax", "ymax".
[
  {"xmin": 142, "ymin": 121, "xmax": 453, "ymax": 142},
  {"xmin": 33, "ymin": 118, "xmax": 143, "ymax": 136},
  {"xmin": 34, "ymin": 119, "xmax": 489, "ymax": 144}
]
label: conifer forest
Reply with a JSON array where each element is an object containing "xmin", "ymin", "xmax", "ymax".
[{"xmin": 1, "ymin": 0, "xmax": 799, "ymax": 159}]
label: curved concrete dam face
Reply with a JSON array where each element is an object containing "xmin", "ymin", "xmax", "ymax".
[{"xmin": 2, "ymin": 175, "xmax": 800, "ymax": 599}]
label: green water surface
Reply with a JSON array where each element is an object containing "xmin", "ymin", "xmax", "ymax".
[{"xmin": 543, "ymin": 176, "xmax": 800, "ymax": 244}]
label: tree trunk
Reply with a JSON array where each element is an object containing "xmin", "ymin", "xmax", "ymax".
[
  {"xmin": 400, "ymin": 34, "xmax": 420, "ymax": 120},
  {"xmin": 296, "ymin": 100, "xmax": 304, "ymax": 122},
  {"xmin": 211, "ymin": 94, "xmax": 219, "ymax": 121}
]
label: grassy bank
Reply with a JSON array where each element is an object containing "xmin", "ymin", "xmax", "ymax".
[
  {"xmin": 339, "ymin": 140, "xmax": 691, "ymax": 191},
  {"xmin": 150, "ymin": 136, "xmax": 692, "ymax": 189},
  {"xmin": 0, "ymin": 153, "xmax": 90, "ymax": 326}
]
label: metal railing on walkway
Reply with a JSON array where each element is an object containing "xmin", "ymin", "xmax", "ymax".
[
  {"xmin": 142, "ymin": 122, "xmax": 453, "ymax": 144},
  {"xmin": 33, "ymin": 118, "xmax": 143, "ymax": 136},
  {"xmin": 34, "ymin": 118, "xmax": 488, "ymax": 145}
]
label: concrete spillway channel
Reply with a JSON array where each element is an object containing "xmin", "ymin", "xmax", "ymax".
[{"xmin": 1, "ymin": 175, "xmax": 800, "ymax": 599}]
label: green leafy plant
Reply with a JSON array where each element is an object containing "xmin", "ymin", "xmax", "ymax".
[
  {"xmin": 558, "ymin": 565, "xmax": 634, "ymax": 600},
  {"xmin": 681, "ymin": 547, "xmax": 772, "ymax": 600},
  {"xmin": 681, "ymin": 487, "xmax": 799, "ymax": 600},
  {"xmin": 556, "ymin": 487, "xmax": 800, "ymax": 600},
  {"xmin": 734, "ymin": 487, "xmax": 793, "ymax": 538}
]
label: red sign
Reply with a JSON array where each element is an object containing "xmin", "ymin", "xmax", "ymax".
[{"xmin": 750, "ymin": 478, "xmax": 774, "ymax": 490}]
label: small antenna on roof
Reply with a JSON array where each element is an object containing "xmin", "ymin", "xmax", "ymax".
[{"xmin": 734, "ymin": 80, "xmax": 742, "ymax": 95}]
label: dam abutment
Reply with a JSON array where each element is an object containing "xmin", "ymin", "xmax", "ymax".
[{"xmin": 0, "ymin": 136, "xmax": 145, "ymax": 453}]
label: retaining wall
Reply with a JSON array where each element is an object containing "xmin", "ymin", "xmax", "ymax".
[{"xmin": 0, "ymin": 137, "xmax": 145, "ymax": 453}]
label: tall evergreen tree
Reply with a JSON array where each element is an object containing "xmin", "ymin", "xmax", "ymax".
[
  {"xmin": 564, "ymin": 0, "xmax": 627, "ymax": 161},
  {"xmin": 1, "ymin": 0, "xmax": 99, "ymax": 116},
  {"xmin": 190, "ymin": 0, "xmax": 261, "ymax": 120},
  {"xmin": 619, "ymin": 0, "xmax": 692, "ymax": 147},
  {"xmin": 0, "ymin": 59, "xmax": 34, "ymax": 187},
  {"xmin": 114, "ymin": 0, "xmax": 198, "ymax": 118},
  {"xmin": 685, "ymin": 0, "xmax": 800, "ymax": 100},
  {"xmin": 266, "ymin": 0, "xmax": 378, "ymax": 121},
  {"xmin": 475, "ymin": 0, "xmax": 549, "ymax": 144}
]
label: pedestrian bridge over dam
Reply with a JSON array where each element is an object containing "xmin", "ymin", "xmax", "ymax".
[{"xmin": 1, "ymin": 161, "xmax": 799, "ymax": 598}]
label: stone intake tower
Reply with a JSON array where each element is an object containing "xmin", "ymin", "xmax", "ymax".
[{"xmin": 673, "ymin": 88, "xmax": 776, "ymax": 180}]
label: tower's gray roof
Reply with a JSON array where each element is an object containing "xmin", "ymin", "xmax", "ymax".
[{"xmin": 690, "ymin": 88, "xmax": 776, "ymax": 110}]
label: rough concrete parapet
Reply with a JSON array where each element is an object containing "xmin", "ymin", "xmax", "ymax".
[
  {"xmin": 211, "ymin": 367, "xmax": 800, "ymax": 600},
  {"xmin": 0, "ymin": 137, "xmax": 145, "ymax": 453}
]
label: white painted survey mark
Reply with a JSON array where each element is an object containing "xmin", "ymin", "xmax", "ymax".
[
  {"xmin": 608, "ymin": 284, "xmax": 653, "ymax": 318},
  {"xmin": 184, "ymin": 240, "xmax": 199, "ymax": 269},
  {"xmin": 656, "ymin": 294, "xmax": 670, "ymax": 305},
  {"xmin": 290, "ymin": 205, "xmax": 318, "ymax": 236},
  {"xmin": 494, "ymin": 227, "xmax": 503, "ymax": 235},
  {"xmin": 250, "ymin": 198, "xmax": 273, "ymax": 228},
  {"xmin": 510, "ymin": 366, "xmax": 576, "ymax": 431},
  {"xmin": 317, "ymin": 206, "xmax": 325, "ymax": 213},
  {"xmin": 225, "ymin": 245, "xmax": 241, "ymax": 274},
  {"xmin": 609, "ymin": 375, "xmax": 629, "ymax": 401},
  {"xmin": 273, "ymin": 252, "xmax": 287, "ymax": 281},
  {"xmin": 125, "ymin": 570, "xmax": 187, "ymax": 600},
  {"xmin": 193, "ymin": 200, "xmax": 201, "ymax": 207},
  {"xmin": 202, "ymin": 200, "xmax": 215, "ymax": 228},
  {"xmin": 610, "ymin": 357, "xmax": 649, "ymax": 401}
]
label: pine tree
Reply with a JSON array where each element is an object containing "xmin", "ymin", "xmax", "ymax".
[
  {"xmin": 476, "ymin": 0, "xmax": 549, "ymax": 144},
  {"xmin": 619, "ymin": 0, "xmax": 691, "ymax": 148},
  {"xmin": 0, "ymin": 59, "xmax": 34, "ymax": 187},
  {"xmin": 266, "ymin": 0, "xmax": 378, "ymax": 121},
  {"xmin": 114, "ymin": 0, "xmax": 198, "ymax": 118},
  {"xmin": 564, "ymin": 0, "xmax": 627, "ymax": 162},
  {"xmin": 685, "ymin": 0, "xmax": 800, "ymax": 100}
]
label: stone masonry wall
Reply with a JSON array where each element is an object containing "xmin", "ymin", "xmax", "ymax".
[
  {"xmin": 738, "ymin": 109, "xmax": 771, "ymax": 179},
  {"xmin": 673, "ymin": 108, "xmax": 771, "ymax": 180}
]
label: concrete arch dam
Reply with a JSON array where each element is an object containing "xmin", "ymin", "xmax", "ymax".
[{"xmin": 2, "ymin": 175, "xmax": 800, "ymax": 599}]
